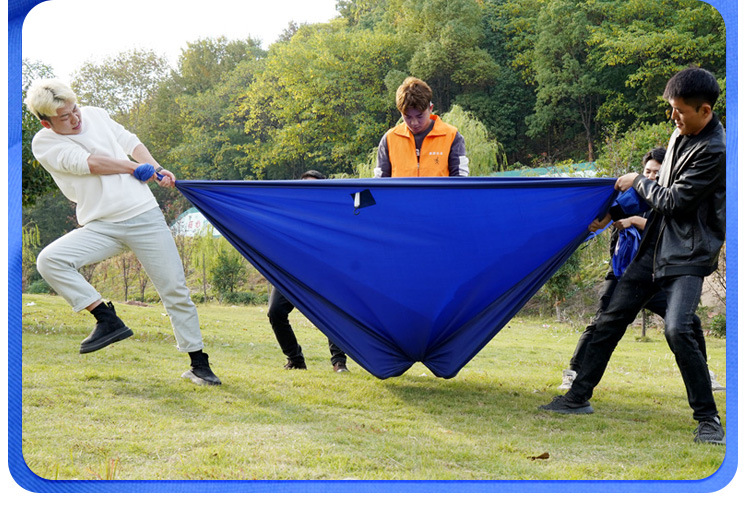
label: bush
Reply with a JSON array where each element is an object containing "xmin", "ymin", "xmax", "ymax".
[
  {"xmin": 597, "ymin": 122, "xmax": 674, "ymax": 176},
  {"xmin": 222, "ymin": 291, "xmax": 268, "ymax": 306},
  {"xmin": 191, "ymin": 293, "xmax": 211, "ymax": 304},
  {"xmin": 709, "ymin": 313, "xmax": 726, "ymax": 337},
  {"xmin": 211, "ymin": 249, "xmax": 247, "ymax": 296},
  {"xmin": 26, "ymin": 279, "xmax": 52, "ymax": 294}
]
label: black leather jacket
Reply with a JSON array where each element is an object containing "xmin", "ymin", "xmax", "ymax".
[{"xmin": 632, "ymin": 114, "xmax": 726, "ymax": 279}]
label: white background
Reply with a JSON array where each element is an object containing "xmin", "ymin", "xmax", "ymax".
[{"xmin": 22, "ymin": 0, "xmax": 340, "ymax": 80}]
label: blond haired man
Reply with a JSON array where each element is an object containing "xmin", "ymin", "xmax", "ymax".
[{"xmin": 26, "ymin": 79, "xmax": 220, "ymax": 386}]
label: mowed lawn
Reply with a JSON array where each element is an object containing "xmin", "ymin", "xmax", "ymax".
[{"xmin": 19, "ymin": 294, "xmax": 727, "ymax": 482}]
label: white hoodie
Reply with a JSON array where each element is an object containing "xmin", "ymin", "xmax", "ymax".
[{"xmin": 31, "ymin": 106, "xmax": 159, "ymax": 226}]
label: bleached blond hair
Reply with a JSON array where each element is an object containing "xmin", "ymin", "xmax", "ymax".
[{"xmin": 24, "ymin": 79, "xmax": 78, "ymax": 121}]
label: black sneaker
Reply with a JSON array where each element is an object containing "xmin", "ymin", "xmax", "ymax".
[
  {"xmin": 333, "ymin": 362, "xmax": 349, "ymax": 373},
  {"xmin": 539, "ymin": 395, "xmax": 594, "ymax": 414},
  {"xmin": 284, "ymin": 359, "xmax": 307, "ymax": 370},
  {"xmin": 80, "ymin": 301, "xmax": 134, "ymax": 354},
  {"xmin": 694, "ymin": 416, "xmax": 725, "ymax": 445},
  {"xmin": 182, "ymin": 351, "xmax": 222, "ymax": 386}
]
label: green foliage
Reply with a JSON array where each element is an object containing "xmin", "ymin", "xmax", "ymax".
[
  {"xmin": 597, "ymin": 121, "xmax": 675, "ymax": 176},
  {"xmin": 709, "ymin": 313, "xmax": 726, "ymax": 338},
  {"xmin": 337, "ymin": 0, "xmax": 389, "ymax": 28},
  {"xmin": 21, "ymin": 223, "xmax": 41, "ymax": 290},
  {"xmin": 526, "ymin": 0, "xmax": 601, "ymax": 161},
  {"xmin": 210, "ymin": 248, "xmax": 248, "ymax": 297},
  {"xmin": 222, "ymin": 291, "xmax": 269, "ymax": 306},
  {"xmin": 26, "ymin": 279, "xmax": 52, "ymax": 295},
  {"xmin": 71, "ymin": 49, "xmax": 170, "ymax": 131},
  {"xmin": 22, "ymin": 190, "xmax": 77, "ymax": 249},
  {"xmin": 441, "ymin": 105, "xmax": 499, "ymax": 176},
  {"xmin": 235, "ymin": 26, "xmax": 408, "ymax": 178},
  {"xmin": 175, "ymin": 36, "xmax": 262, "ymax": 95},
  {"xmin": 21, "ymin": 59, "xmax": 57, "ymax": 207},
  {"xmin": 355, "ymin": 146, "xmax": 379, "ymax": 178},
  {"xmin": 540, "ymin": 248, "xmax": 582, "ymax": 320},
  {"xmin": 588, "ymin": 0, "xmax": 726, "ymax": 128},
  {"xmin": 164, "ymin": 37, "xmax": 267, "ymax": 180}
]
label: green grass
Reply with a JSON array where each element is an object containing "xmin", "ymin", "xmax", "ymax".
[{"xmin": 20, "ymin": 294, "xmax": 727, "ymax": 481}]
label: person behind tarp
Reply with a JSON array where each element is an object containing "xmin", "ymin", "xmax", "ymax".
[
  {"xmin": 25, "ymin": 79, "xmax": 221, "ymax": 386},
  {"xmin": 540, "ymin": 67, "xmax": 726, "ymax": 445},
  {"xmin": 373, "ymin": 77, "xmax": 469, "ymax": 177},
  {"xmin": 557, "ymin": 148, "xmax": 722, "ymax": 392},
  {"xmin": 267, "ymin": 170, "xmax": 350, "ymax": 373}
]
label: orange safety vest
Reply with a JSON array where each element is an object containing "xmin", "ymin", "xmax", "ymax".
[{"xmin": 385, "ymin": 115, "xmax": 458, "ymax": 177}]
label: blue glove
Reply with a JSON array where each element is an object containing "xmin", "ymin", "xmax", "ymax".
[
  {"xmin": 611, "ymin": 187, "xmax": 650, "ymax": 216},
  {"xmin": 134, "ymin": 164, "xmax": 155, "ymax": 181}
]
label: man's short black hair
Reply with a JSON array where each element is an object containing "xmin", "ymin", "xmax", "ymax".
[
  {"xmin": 300, "ymin": 170, "xmax": 326, "ymax": 180},
  {"xmin": 643, "ymin": 147, "xmax": 667, "ymax": 166},
  {"xmin": 663, "ymin": 67, "xmax": 720, "ymax": 110}
]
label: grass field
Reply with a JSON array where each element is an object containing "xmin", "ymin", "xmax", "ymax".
[{"xmin": 19, "ymin": 293, "xmax": 727, "ymax": 482}]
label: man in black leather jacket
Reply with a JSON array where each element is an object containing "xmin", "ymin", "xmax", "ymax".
[{"xmin": 540, "ymin": 67, "xmax": 726, "ymax": 445}]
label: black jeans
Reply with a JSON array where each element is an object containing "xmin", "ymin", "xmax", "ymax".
[
  {"xmin": 267, "ymin": 287, "xmax": 347, "ymax": 365},
  {"xmin": 569, "ymin": 274, "xmax": 707, "ymax": 372},
  {"xmin": 568, "ymin": 246, "xmax": 717, "ymax": 422}
]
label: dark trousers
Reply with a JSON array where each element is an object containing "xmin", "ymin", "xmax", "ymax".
[
  {"xmin": 267, "ymin": 287, "xmax": 346, "ymax": 365},
  {"xmin": 568, "ymin": 246, "xmax": 717, "ymax": 422},
  {"xmin": 569, "ymin": 274, "xmax": 707, "ymax": 372}
]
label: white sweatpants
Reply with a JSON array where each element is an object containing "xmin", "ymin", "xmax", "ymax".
[{"xmin": 36, "ymin": 207, "xmax": 203, "ymax": 353}]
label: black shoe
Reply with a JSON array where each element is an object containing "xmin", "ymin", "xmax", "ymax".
[
  {"xmin": 333, "ymin": 362, "xmax": 349, "ymax": 373},
  {"xmin": 284, "ymin": 359, "xmax": 307, "ymax": 370},
  {"xmin": 539, "ymin": 395, "xmax": 594, "ymax": 414},
  {"xmin": 182, "ymin": 351, "xmax": 222, "ymax": 386},
  {"xmin": 80, "ymin": 301, "xmax": 134, "ymax": 354},
  {"xmin": 694, "ymin": 416, "xmax": 725, "ymax": 445}
]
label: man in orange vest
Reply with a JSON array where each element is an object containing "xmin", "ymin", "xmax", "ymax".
[{"xmin": 374, "ymin": 77, "xmax": 469, "ymax": 177}]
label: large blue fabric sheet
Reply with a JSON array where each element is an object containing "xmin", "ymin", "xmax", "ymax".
[{"xmin": 177, "ymin": 177, "xmax": 617, "ymax": 379}]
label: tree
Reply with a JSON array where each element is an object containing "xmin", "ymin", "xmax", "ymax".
[
  {"xmin": 235, "ymin": 24, "xmax": 409, "ymax": 178},
  {"xmin": 383, "ymin": 0, "xmax": 501, "ymax": 112},
  {"xmin": 542, "ymin": 249, "xmax": 582, "ymax": 322},
  {"xmin": 135, "ymin": 261, "xmax": 150, "ymax": 303},
  {"xmin": 22, "ymin": 59, "xmax": 56, "ymax": 207},
  {"xmin": 163, "ymin": 37, "xmax": 266, "ymax": 180},
  {"xmin": 589, "ymin": 0, "xmax": 726, "ymax": 128},
  {"xmin": 71, "ymin": 49, "xmax": 170, "ymax": 132},
  {"xmin": 118, "ymin": 252, "xmax": 137, "ymax": 302},
  {"xmin": 175, "ymin": 36, "xmax": 262, "ymax": 95},
  {"xmin": 191, "ymin": 228, "xmax": 222, "ymax": 300},
  {"xmin": 22, "ymin": 191, "xmax": 77, "ymax": 249},
  {"xmin": 526, "ymin": 0, "xmax": 602, "ymax": 162},
  {"xmin": 337, "ymin": 0, "xmax": 389, "ymax": 28},
  {"xmin": 22, "ymin": 223, "xmax": 41, "ymax": 290},
  {"xmin": 597, "ymin": 121, "xmax": 674, "ymax": 176},
  {"xmin": 211, "ymin": 248, "xmax": 247, "ymax": 299},
  {"xmin": 441, "ymin": 105, "xmax": 500, "ymax": 176}
]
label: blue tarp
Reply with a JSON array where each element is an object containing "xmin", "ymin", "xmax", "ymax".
[{"xmin": 176, "ymin": 177, "xmax": 618, "ymax": 379}]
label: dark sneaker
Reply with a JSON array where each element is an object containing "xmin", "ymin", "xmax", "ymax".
[
  {"xmin": 284, "ymin": 359, "xmax": 307, "ymax": 370},
  {"xmin": 539, "ymin": 395, "xmax": 594, "ymax": 414},
  {"xmin": 333, "ymin": 362, "xmax": 349, "ymax": 373},
  {"xmin": 182, "ymin": 351, "xmax": 222, "ymax": 386},
  {"xmin": 694, "ymin": 417, "xmax": 725, "ymax": 445},
  {"xmin": 80, "ymin": 301, "xmax": 134, "ymax": 354}
]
